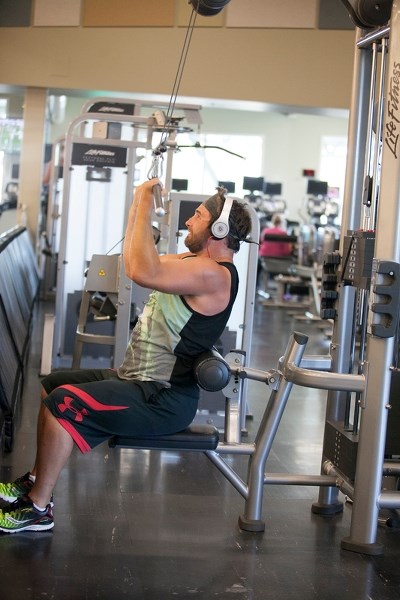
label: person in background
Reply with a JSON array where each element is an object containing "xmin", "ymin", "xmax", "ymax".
[
  {"xmin": 257, "ymin": 214, "xmax": 293, "ymax": 290},
  {"xmin": 259, "ymin": 214, "xmax": 292, "ymax": 258}
]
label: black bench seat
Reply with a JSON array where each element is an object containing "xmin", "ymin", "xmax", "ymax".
[{"xmin": 109, "ymin": 424, "xmax": 219, "ymax": 451}]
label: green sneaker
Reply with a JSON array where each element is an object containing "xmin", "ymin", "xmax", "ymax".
[
  {"xmin": 0, "ymin": 472, "xmax": 33, "ymax": 503},
  {"xmin": 0, "ymin": 497, "xmax": 54, "ymax": 534}
]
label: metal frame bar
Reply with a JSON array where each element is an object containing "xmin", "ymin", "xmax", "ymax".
[{"xmin": 340, "ymin": 3, "xmax": 400, "ymax": 555}]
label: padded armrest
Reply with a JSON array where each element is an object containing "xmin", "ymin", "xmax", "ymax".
[
  {"xmin": 193, "ymin": 348, "xmax": 230, "ymax": 391},
  {"xmin": 109, "ymin": 424, "xmax": 219, "ymax": 451}
]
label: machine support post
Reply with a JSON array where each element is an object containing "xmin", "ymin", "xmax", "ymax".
[
  {"xmin": 239, "ymin": 332, "xmax": 308, "ymax": 531},
  {"xmin": 314, "ymin": 27, "xmax": 373, "ymax": 513},
  {"xmin": 341, "ymin": 1, "xmax": 400, "ymax": 555}
]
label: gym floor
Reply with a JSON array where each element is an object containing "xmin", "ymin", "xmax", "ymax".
[{"xmin": 1, "ymin": 298, "xmax": 400, "ymax": 600}]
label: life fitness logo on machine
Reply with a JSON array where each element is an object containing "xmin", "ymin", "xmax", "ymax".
[
  {"xmin": 385, "ymin": 61, "xmax": 400, "ymax": 160},
  {"xmin": 71, "ymin": 143, "xmax": 127, "ymax": 168}
]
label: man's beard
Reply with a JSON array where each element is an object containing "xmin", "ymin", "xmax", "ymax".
[{"xmin": 184, "ymin": 229, "xmax": 210, "ymax": 253}]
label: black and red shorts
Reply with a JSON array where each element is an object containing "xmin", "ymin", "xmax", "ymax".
[{"xmin": 41, "ymin": 369, "xmax": 199, "ymax": 453}]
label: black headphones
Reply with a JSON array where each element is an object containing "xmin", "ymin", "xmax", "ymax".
[{"xmin": 211, "ymin": 196, "xmax": 233, "ymax": 239}]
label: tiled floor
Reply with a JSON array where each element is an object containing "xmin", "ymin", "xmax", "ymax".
[{"xmin": 1, "ymin": 298, "xmax": 399, "ymax": 599}]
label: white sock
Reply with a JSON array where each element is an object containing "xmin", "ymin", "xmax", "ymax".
[
  {"xmin": 28, "ymin": 473, "xmax": 36, "ymax": 483},
  {"xmin": 33, "ymin": 502, "xmax": 46, "ymax": 512}
]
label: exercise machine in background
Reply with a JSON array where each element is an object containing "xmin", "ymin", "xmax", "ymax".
[{"xmin": 40, "ymin": 98, "xmax": 202, "ymax": 372}]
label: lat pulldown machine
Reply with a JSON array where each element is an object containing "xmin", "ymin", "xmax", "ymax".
[{"xmin": 110, "ymin": 0, "xmax": 400, "ymax": 556}]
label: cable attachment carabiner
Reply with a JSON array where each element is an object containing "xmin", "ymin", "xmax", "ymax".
[
  {"xmin": 147, "ymin": 143, "xmax": 167, "ymax": 179},
  {"xmin": 147, "ymin": 146, "xmax": 167, "ymax": 217}
]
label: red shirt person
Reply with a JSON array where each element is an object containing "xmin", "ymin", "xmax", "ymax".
[{"xmin": 259, "ymin": 214, "xmax": 292, "ymax": 257}]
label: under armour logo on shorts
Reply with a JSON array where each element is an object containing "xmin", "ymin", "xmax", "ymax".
[{"xmin": 58, "ymin": 396, "xmax": 89, "ymax": 422}]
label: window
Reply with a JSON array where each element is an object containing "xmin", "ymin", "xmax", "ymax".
[
  {"xmin": 319, "ymin": 136, "xmax": 347, "ymax": 200},
  {"xmin": 0, "ymin": 99, "xmax": 7, "ymax": 119},
  {"xmin": 170, "ymin": 132, "xmax": 263, "ymax": 195}
]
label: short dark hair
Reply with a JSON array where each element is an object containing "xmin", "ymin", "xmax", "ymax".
[{"xmin": 204, "ymin": 188, "xmax": 252, "ymax": 253}]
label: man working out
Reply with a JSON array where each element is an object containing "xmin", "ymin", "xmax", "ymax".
[{"xmin": 0, "ymin": 178, "xmax": 252, "ymax": 533}]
